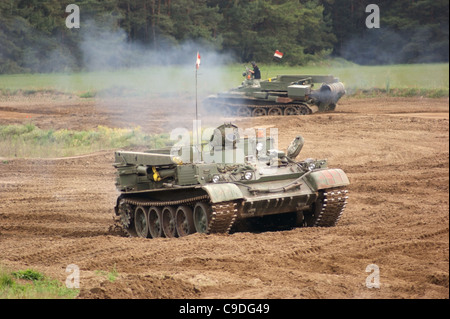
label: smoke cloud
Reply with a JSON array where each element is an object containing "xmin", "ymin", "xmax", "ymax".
[
  {"xmin": 72, "ymin": 18, "xmax": 238, "ymax": 131},
  {"xmin": 78, "ymin": 18, "xmax": 236, "ymax": 92}
]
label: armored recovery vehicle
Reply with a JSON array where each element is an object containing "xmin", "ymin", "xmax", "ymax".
[
  {"xmin": 205, "ymin": 70, "xmax": 346, "ymax": 117},
  {"xmin": 113, "ymin": 124, "xmax": 349, "ymax": 238}
]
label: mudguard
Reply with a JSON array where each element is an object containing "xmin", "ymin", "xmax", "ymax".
[
  {"xmin": 202, "ymin": 183, "xmax": 244, "ymax": 203},
  {"xmin": 304, "ymin": 169, "xmax": 350, "ymax": 190}
]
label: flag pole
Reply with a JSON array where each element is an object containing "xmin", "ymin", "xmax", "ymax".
[
  {"xmin": 195, "ymin": 52, "xmax": 201, "ymax": 162},
  {"xmin": 195, "ymin": 52, "xmax": 201, "ymax": 125},
  {"xmin": 195, "ymin": 64, "xmax": 198, "ymax": 123}
]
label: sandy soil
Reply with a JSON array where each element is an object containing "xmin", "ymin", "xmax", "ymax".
[{"xmin": 0, "ymin": 94, "xmax": 448, "ymax": 299}]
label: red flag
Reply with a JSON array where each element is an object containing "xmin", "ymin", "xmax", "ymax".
[
  {"xmin": 274, "ymin": 50, "xmax": 284, "ymax": 59},
  {"xmin": 196, "ymin": 52, "xmax": 201, "ymax": 69}
]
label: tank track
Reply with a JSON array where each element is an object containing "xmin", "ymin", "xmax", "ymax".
[
  {"xmin": 111, "ymin": 188, "xmax": 348, "ymax": 237},
  {"xmin": 209, "ymin": 202, "xmax": 238, "ymax": 234},
  {"xmin": 313, "ymin": 187, "xmax": 348, "ymax": 227},
  {"xmin": 211, "ymin": 101, "xmax": 314, "ymax": 116},
  {"xmin": 120, "ymin": 194, "xmax": 209, "ymax": 207}
]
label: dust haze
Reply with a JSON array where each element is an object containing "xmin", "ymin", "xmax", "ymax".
[{"xmin": 76, "ymin": 19, "xmax": 236, "ymax": 131}]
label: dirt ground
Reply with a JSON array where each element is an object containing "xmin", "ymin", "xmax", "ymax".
[{"xmin": 0, "ymin": 93, "xmax": 448, "ymax": 299}]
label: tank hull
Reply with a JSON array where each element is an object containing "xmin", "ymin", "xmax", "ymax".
[{"xmin": 114, "ymin": 160, "xmax": 349, "ymax": 237}]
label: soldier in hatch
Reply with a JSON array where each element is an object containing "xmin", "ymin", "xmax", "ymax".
[{"xmin": 248, "ymin": 61, "xmax": 261, "ymax": 87}]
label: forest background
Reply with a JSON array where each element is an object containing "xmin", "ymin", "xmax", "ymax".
[{"xmin": 0, "ymin": 0, "xmax": 448, "ymax": 74}]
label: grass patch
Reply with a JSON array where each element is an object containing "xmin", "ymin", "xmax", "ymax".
[
  {"xmin": 79, "ymin": 91, "xmax": 97, "ymax": 98},
  {"xmin": 0, "ymin": 124, "xmax": 173, "ymax": 158},
  {"xmin": 0, "ymin": 62, "xmax": 447, "ymax": 98},
  {"xmin": 0, "ymin": 266, "xmax": 78, "ymax": 299},
  {"xmin": 95, "ymin": 264, "xmax": 119, "ymax": 283},
  {"xmin": 0, "ymin": 88, "xmax": 65, "ymax": 97},
  {"xmin": 12, "ymin": 269, "xmax": 45, "ymax": 281}
]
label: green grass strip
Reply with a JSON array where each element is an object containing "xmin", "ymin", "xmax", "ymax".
[
  {"xmin": 0, "ymin": 266, "xmax": 78, "ymax": 299},
  {"xmin": 0, "ymin": 124, "xmax": 172, "ymax": 158}
]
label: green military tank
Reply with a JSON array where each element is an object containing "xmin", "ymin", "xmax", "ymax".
[
  {"xmin": 113, "ymin": 123, "xmax": 349, "ymax": 238},
  {"xmin": 205, "ymin": 69, "xmax": 346, "ymax": 117}
]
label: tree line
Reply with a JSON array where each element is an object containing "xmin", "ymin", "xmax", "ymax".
[{"xmin": 0, "ymin": 0, "xmax": 448, "ymax": 73}]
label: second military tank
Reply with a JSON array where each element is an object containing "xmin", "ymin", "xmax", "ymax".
[{"xmin": 205, "ymin": 69, "xmax": 346, "ymax": 117}]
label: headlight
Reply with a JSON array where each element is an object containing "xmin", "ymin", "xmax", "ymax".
[
  {"xmin": 256, "ymin": 142, "xmax": 264, "ymax": 152},
  {"xmin": 244, "ymin": 171, "xmax": 253, "ymax": 180},
  {"xmin": 212, "ymin": 175, "xmax": 220, "ymax": 183},
  {"xmin": 308, "ymin": 163, "xmax": 316, "ymax": 171}
]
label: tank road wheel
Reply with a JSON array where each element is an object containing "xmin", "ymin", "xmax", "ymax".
[
  {"xmin": 148, "ymin": 206, "xmax": 164, "ymax": 238},
  {"xmin": 284, "ymin": 106, "xmax": 299, "ymax": 116},
  {"xmin": 298, "ymin": 105, "xmax": 311, "ymax": 115},
  {"xmin": 221, "ymin": 105, "xmax": 233, "ymax": 116},
  {"xmin": 268, "ymin": 107, "xmax": 283, "ymax": 116},
  {"xmin": 193, "ymin": 202, "xmax": 213, "ymax": 234},
  {"xmin": 252, "ymin": 108, "xmax": 267, "ymax": 117},
  {"xmin": 134, "ymin": 206, "xmax": 149, "ymax": 238},
  {"xmin": 237, "ymin": 106, "xmax": 251, "ymax": 117},
  {"xmin": 162, "ymin": 206, "xmax": 178, "ymax": 238},
  {"xmin": 175, "ymin": 206, "xmax": 196, "ymax": 237}
]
